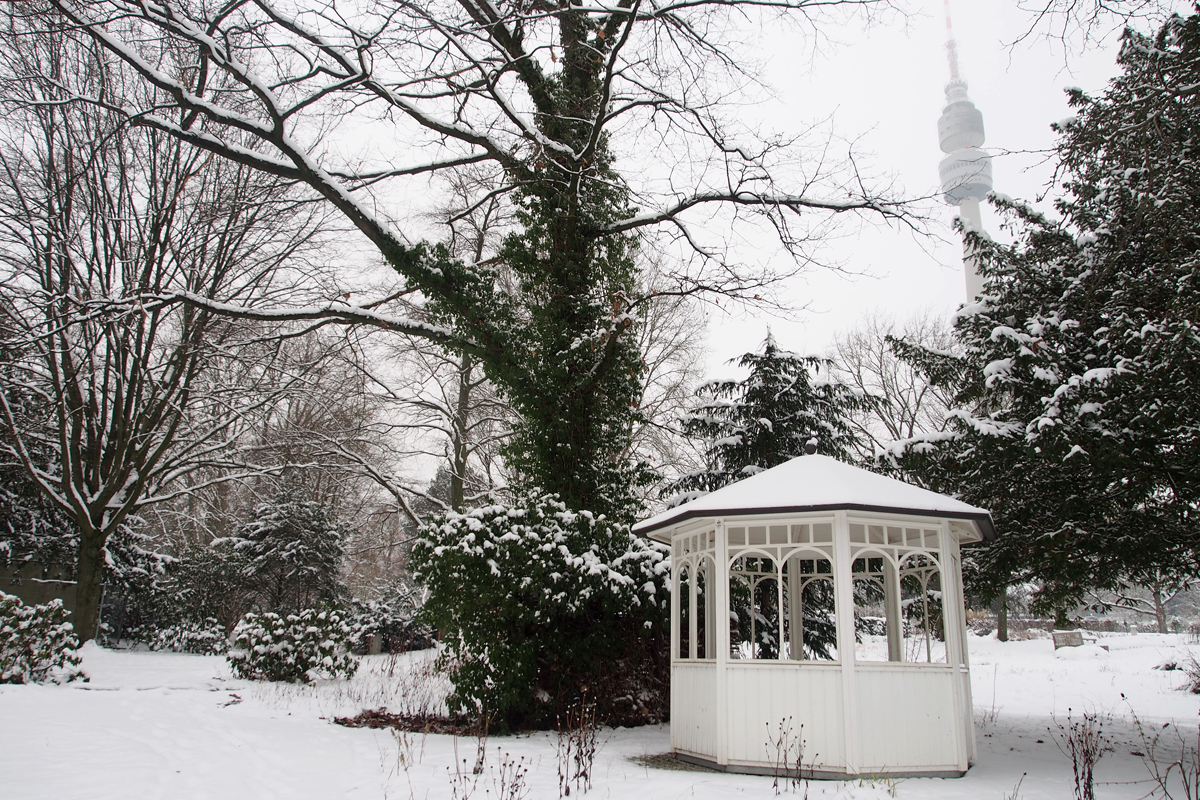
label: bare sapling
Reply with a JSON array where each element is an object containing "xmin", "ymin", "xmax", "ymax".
[
  {"xmin": 1051, "ymin": 708, "xmax": 1111, "ymax": 800},
  {"xmin": 474, "ymin": 710, "xmax": 491, "ymax": 775},
  {"xmin": 1127, "ymin": 699, "xmax": 1199, "ymax": 800},
  {"xmin": 557, "ymin": 694, "xmax": 600, "ymax": 797}
]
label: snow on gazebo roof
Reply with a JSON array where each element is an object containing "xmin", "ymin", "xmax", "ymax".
[{"xmin": 634, "ymin": 454, "xmax": 995, "ymax": 541}]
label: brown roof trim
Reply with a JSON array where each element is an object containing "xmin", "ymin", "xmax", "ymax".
[{"xmin": 633, "ymin": 503, "xmax": 997, "ymax": 542}]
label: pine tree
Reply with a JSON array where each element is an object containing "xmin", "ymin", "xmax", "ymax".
[
  {"xmin": 892, "ymin": 12, "xmax": 1200, "ymax": 610},
  {"xmin": 667, "ymin": 335, "xmax": 867, "ymax": 499},
  {"xmin": 233, "ymin": 482, "xmax": 345, "ymax": 614}
]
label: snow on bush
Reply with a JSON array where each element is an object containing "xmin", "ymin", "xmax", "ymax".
[
  {"xmin": 0, "ymin": 591, "xmax": 84, "ymax": 684},
  {"xmin": 149, "ymin": 618, "xmax": 228, "ymax": 655},
  {"xmin": 227, "ymin": 608, "xmax": 358, "ymax": 683},
  {"xmin": 411, "ymin": 495, "xmax": 670, "ymax": 729}
]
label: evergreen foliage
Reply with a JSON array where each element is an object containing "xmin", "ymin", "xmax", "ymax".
[
  {"xmin": 410, "ymin": 496, "xmax": 670, "ymax": 731},
  {"xmin": 227, "ymin": 608, "xmax": 358, "ymax": 683},
  {"xmin": 97, "ymin": 537, "xmax": 248, "ymax": 649},
  {"xmin": 891, "ymin": 12, "xmax": 1200, "ymax": 609},
  {"xmin": 0, "ymin": 591, "xmax": 83, "ymax": 684},
  {"xmin": 0, "ymin": 353, "xmax": 76, "ymax": 572},
  {"xmin": 230, "ymin": 483, "xmax": 345, "ymax": 614},
  {"xmin": 148, "ymin": 619, "xmax": 228, "ymax": 655},
  {"xmin": 667, "ymin": 335, "xmax": 867, "ymax": 499}
]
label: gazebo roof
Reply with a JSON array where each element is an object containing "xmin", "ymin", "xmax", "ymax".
[{"xmin": 634, "ymin": 454, "xmax": 995, "ymax": 541}]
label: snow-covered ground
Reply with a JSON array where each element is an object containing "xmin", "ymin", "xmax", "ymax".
[{"xmin": 1, "ymin": 634, "xmax": 1197, "ymax": 799}]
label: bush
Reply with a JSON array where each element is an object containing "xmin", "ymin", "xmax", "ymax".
[
  {"xmin": 348, "ymin": 597, "xmax": 434, "ymax": 654},
  {"xmin": 0, "ymin": 591, "xmax": 83, "ymax": 684},
  {"xmin": 227, "ymin": 608, "xmax": 358, "ymax": 682},
  {"xmin": 411, "ymin": 495, "xmax": 670, "ymax": 730},
  {"xmin": 149, "ymin": 618, "xmax": 228, "ymax": 655}
]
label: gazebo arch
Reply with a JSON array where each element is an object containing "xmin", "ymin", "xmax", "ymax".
[{"xmin": 633, "ymin": 454, "xmax": 995, "ymax": 779}]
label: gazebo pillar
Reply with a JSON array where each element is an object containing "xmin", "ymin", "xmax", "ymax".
[
  {"xmin": 885, "ymin": 568, "xmax": 903, "ymax": 661},
  {"xmin": 714, "ymin": 518, "xmax": 729, "ymax": 767},
  {"xmin": 941, "ymin": 529, "xmax": 974, "ymax": 770},
  {"xmin": 832, "ymin": 510, "xmax": 860, "ymax": 774}
]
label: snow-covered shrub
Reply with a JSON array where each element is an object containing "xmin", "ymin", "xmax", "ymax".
[
  {"xmin": 348, "ymin": 596, "xmax": 433, "ymax": 654},
  {"xmin": 149, "ymin": 618, "xmax": 227, "ymax": 655},
  {"xmin": 0, "ymin": 591, "xmax": 83, "ymax": 684},
  {"xmin": 227, "ymin": 608, "xmax": 358, "ymax": 683},
  {"xmin": 411, "ymin": 495, "xmax": 670, "ymax": 730}
]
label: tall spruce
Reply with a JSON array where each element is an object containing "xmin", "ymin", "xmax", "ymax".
[
  {"xmin": 232, "ymin": 482, "xmax": 345, "ymax": 614},
  {"xmin": 667, "ymin": 335, "xmax": 866, "ymax": 499},
  {"xmin": 892, "ymin": 12, "xmax": 1200, "ymax": 610}
]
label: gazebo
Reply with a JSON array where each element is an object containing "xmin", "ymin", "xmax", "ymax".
[{"xmin": 632, "ymin": 454, "xmax": 995, "ymax": 778}]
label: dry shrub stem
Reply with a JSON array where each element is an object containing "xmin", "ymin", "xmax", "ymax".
[
  {"xmin": 1127, "ymin": 698, "xmax": 1200, "ymax": 800},
  {"xmin": 557, "ymin": 695, "xmax": 600, "ymax": 797},
  {"xmin": 1051, "ymin": 708, "xmax": 1111, "ymax": 800},
  {"xmin": 767, "ymin": 716, "xmax": 811, "ymax": 797}
]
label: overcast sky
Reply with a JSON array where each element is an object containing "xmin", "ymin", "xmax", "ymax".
[{"xmin": 696, "ymin": 1, "xmax": 1171, "ymax": 378}]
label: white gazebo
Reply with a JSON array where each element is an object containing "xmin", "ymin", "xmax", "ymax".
[{"xmin": 633, "ymin": 454, "xmax": 994, "ymax": 779}]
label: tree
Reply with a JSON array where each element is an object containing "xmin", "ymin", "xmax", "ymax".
[
  {"xmin": 828, "ymin": 310, "xmax": 956, "ymax": 461},
  {"xmin": 0, "ymin": 26, "xmax": 329, "ymax": 639},
  {"xmin": 31, "ymin": 0, "xmax": 911, "ymax": 523},
  {"xmin": 1018, "ymin": 0, "xmax": 1181, "ymax": 44},
  {"xmin": 891, "ymin": 12, "xmax": 1200, "ymax": 613},
  {"xmin": 231, "ymin": 481, "xmax": 345, "ymax": 614},
  {"xmin": 666, "ymin": 335, "xmax": 866, "ymax": 499}
]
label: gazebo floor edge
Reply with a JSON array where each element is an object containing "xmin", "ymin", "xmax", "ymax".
[{"xmin": 671, "ymin": 752, "xmax": 968, "ymax": 781}]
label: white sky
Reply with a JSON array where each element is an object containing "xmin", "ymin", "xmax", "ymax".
[{"xmin": 696, "ymin": 0, "xmax": 1159, "ymax": 378}]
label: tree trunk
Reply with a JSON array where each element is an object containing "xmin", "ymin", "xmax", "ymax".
[
  {"xmin": 1054, "ymin": 607, "xmax": 1070, "ymax": 629},
  {"xmin": 72, "ymin": 529, "xmax": 106, "ymax": 642},
  {"xmin": 997, "ymin": 590, "xmax": 1008, "ymax": 642},
  {"xmin": 450, "ymin": 352, "xmax": 473, "ymax": 512},
  {"xmin": 1154, "ymin": 589, "xmax": 1168, "ymax": 634}
]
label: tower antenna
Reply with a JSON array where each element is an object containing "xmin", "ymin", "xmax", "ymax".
[
  {"xmin": 944, "ymin": 0, "xmax": 961, "ymax": 82},
  {"xmin": 936, "ymin": 0, "xmax": 992, "ymax": 299}
]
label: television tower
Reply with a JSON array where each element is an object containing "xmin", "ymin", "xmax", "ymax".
[{"xmin": 937, "ymin": 0, "xmax": 992, "ymax": 299}]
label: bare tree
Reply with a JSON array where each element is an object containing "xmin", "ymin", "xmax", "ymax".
[
  {"xmin": 0, "ymin": 29, "xmax": 329, "ymax": 638},
  {"xmin": 1015, "ymin": 0, "xmax": 1180, "ymax": 45},
  {"xmin": 26, "ymin": 0, "xmax": 917, "ymax": 520},
  {"xmin": 1089, "ymin": 568, "xmax": 1193, "ymax": 634},
  {"xmin": 829, "ymin": 309, "xmax": 957, "ymax": 461},
  {"xmin": 626, "ymin": 264, "xmax": 710, "ymax": 506}
]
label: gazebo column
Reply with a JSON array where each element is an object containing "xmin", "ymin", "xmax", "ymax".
[
  {"xmin": 833, "ymin": 510, "xmax": 860, "ymax": 774},
  {"xmin": 941, "ymin": 527, "xmax": 972, "ymax": 770},
  {"xmin": 688, "ymin": 568, "xmax": 698, "ymax": 660},
  {"xmin": 703, "ymin": 558, "xmax": 715, "ymax": 659},
  {"xmin": 885, "ymin": 564, "xmax": 903, "ymax": 662},
  {"xmin": 714, "ymin": 518, "xmax": 730, "ymax": 767},
  {"xmin": 787, "ymin": 564, "xmax": 803, "ymax": 660}
]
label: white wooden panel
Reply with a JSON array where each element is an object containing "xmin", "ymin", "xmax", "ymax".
[
  {"xmin": 853, "ymin": 665, "xmax": 964, "ymax": 771},
  {"xmin": 720, "ymin": 663, "xmax": 846, "ymax": 772},
  {"xmin": 671, "ymin": 663, "xmax": 719, "ymax": 758}
]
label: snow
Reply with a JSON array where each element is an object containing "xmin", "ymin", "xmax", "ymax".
[
  {"xmin": 1, "ymin": 635, "xmax": 1197, "ymax": 799},
  {"xmin": 633, "ymin": 454, "xmax": 991, "ymax": 539}
]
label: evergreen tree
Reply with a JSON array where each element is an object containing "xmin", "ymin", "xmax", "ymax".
[
  {"xmin": 0, "ymin": 333, "xmax": 75, "ymax": 578},
  {"xmin": 892, "ymin": 12, "xmax": 1200, "ymax": 611},
  {"xmin": 232, "ymin": 482, "xmax": 345, "ymax": 614},
  {"xmin": 667, "ymin": 335, "xmax": 867, "ymax": 499}
]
